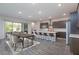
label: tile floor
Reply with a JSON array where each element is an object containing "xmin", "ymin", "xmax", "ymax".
[{"xmin": 0, "ymin": 38, "xmax": 72, "ymax": 55}]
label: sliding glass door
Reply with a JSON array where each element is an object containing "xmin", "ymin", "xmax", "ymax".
[
  {"xmin": 13, "ymin": 23, "xmax": 21, "ymax": 32},
  {"xmin": 5, "ymin": 21, "xmax": 22, "ymax": 32},
  {"xmin": 5, "ymin": 22, "xmax": 13, "ymax": 32}
]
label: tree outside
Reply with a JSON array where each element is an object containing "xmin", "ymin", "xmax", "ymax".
[{"xmin": 5, "ymin": 22, "xmax": 21, "ymax": 32}]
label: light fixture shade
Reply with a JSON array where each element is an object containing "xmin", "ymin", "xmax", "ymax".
[
  {"xmin": 48, "ymin": 19, "xmax": 53, "ymax": 32},
  {"xmin": 48, "ymin": 25, "xmax": 53, "ymax": 32}
]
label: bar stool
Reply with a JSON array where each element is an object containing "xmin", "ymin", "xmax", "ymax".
[
  {"xmin": 39, "ymin": 32, "xmax": 43, "ymax": 39},
  {"xmin": 43, "ymin": 33, "xmax": 49, "ymax": 40},
  {"xmin": 32, "ymin": 32, "xmax": 34, "ymax": 35},
  {"xmin": 34, "ymin": 31, "xmax": 39, "ymax": 39},
  {"xmin": 7, "ymin": 34, "xmax": 14, "ymax": 47},
  {"xmin": 49, "ymin": 33, "xmax": 56, "ymax": 41},
  {"xmin": 46, "ymin": 33, "xmax": 50, "ymax": 40}
]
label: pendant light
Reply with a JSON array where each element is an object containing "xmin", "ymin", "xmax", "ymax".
[{"xmin": 48, "ymin": 19, "xmax": 53, "ymax": 32}]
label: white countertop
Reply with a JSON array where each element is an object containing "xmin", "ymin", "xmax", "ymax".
[
  {"xmin": 38, "ymin": 31, "xmax": 57, "ymax": 34},
  {"xmin": 70, "ymin": 34, "xmax": 79, "ymax": 38},
  {"xmin": 54, "ymin": 28, "xmax": 66, "ymax": 32},
  {"xmin": 39, "ymin": 28, "xmax": 66, "ymax": 33}
]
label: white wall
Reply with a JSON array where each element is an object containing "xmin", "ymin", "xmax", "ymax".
[
  {"xmin": 32, "ymin": 22, "xmax": 40, "ymax": 31},
  {"xmin": 0, "ymin": 19, "xmax": 5, "ymax": 39},
  {"xmin": 27, "ymin": 21, "xmax": 40, "ymax": 34},
  {"xmin": 28, "ymin": 22, "xmax": 32, "ymax": 34}
]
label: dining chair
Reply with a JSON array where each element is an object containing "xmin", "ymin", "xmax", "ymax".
[
  {"xmin": 6, "ymin": 33, "xmax": 14, "ymax": 47},
  {"xmin": 12, "ymin": 35, "xmax": 23, "ymax": 51},
  {"xmin": 6, "ymin": 33, "xmax": 12, "ymax": 40}
]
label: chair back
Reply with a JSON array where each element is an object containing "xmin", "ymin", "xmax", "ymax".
[
  {"xmin": 7, "ymin": 34, "xmax": 12, "ymax": 40},
  {"xmin": 39, "ymin": 32, "xmax": 42, "ymax": 35},
  {"xmin": 35, "ymin": 32, "xmax": 38, "ymax": 35},
  {"xmin": 32, "ymin": 32, "xmax": 33, "ymax": 34},
  {"xmin": 43, "ymin": 33, "xmax": 48, "ymax": 36}
]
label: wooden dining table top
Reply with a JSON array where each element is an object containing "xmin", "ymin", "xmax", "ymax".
[
  {"xmin": 12, "ymin": 32, "xmax": 34, "ymax": 38},
  {"xmin": 6, "ymin": 32, "xmax": 34, "ymax": 38}
]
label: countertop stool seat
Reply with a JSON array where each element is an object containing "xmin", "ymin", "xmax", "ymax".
[
  {"xmin": 34, "ymin": 31, "xmax": 39, "ymax": 39},
  {"xmin": 49, "ymin": 33, "xmax": 56, "ymax": 42},
  {"xmin": 39, "ymin": 32, "xmax": 43, "ymax": 40},
  {"xmin": 43, "ymin": 33, "xmax": 49, "ymax": 40},
  {"xmin": 31, "ymin": 32, "xmax": 33, "ymax": 35}
]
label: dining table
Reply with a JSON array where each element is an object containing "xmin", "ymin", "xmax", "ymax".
[{"xmin": 8, "ymin": 32, "xmax": 35, "ymax": 48}]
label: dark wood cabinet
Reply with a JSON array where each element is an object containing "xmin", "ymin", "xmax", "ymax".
[
  {"xmin": 56, "ymin": 32, "xmax": 66, "ymax": 38},
  {"xmin": 53, "ymin": 21, "xmax": 66, "ymax": 28},
  {"xmin": 40, "ymin": 23, "xmax": 48, "ymax": 29},
  {"xmin": 70, "ymin": 38, "xmax": 79, "ymax": 54}
]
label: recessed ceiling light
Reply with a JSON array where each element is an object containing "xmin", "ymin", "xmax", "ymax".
[
  {"xmin": 58, "ymin": 4, "xmax": 62, "ymax": 7},
  {"xmin": 28, "ymin": 16, "xmax": 32, "ymax": 18},
  {"xmin": 32, "ymin": 3, "xmax": 36, "ymax": 5},
  {"xmin": 40, "ymin": 19, "xmax": 42, "ymax": 20},
  {"xmin": 64, "ymin": 13, "xmax": 66, "ymax": 16},
  {"xmin": 18, "ymin": 11, "xmax": 22, "ymax": 14},
  {"xmin": 31, "ymin": 22, "xmax": 35, "ymax": 26},
  {"xmin": 38, "ymin": 10, "xmax": 42, "ymax": 15}
]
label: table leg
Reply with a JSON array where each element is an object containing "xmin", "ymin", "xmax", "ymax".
[
  {"xmin": 31, "ymin": 36, "xmax": 35, "ymax": 45},
  {"xmin": 31, "ymin": 39, "xmax": 33, "ymax": 45},
  {"xmin": 22, "ymin": 38, "xmax": 24, "ymax": 48},
  {"xmin": 14, "ymin": 43, "xmax": 16, "ymax": 51}
]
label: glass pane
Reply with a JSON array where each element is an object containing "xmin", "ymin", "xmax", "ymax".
[
  {"xmin": 5, "ymin": 22, "xmax": 13, "ymax": 32},
  {"xmin": 5, "ymin": 21, "xmax": 22, "ymax": 32},
  {"xmin": 13, "ymin": 23, "xmax": 21, "ymax": 32}
]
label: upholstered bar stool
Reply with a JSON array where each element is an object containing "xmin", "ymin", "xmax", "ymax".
[
  {"xmin": 43, "ymin": 33, "xmax": 49, "ymax": 40},
  {"xmin": 39, "ymin": 32, "xmax": 43, "ymax": 39},
  {"xmin": 31, "ymin": 32, "xmax": 33, "ymax": 35},
  {"xmin": 34, "ymin": 31, "xmax": 39, "ymax": 39},
  {"xmin": 49, "ymin": 33, "xmax": 54, "ymax": 41}
]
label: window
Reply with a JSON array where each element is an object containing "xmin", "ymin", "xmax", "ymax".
[
  {"xmin": 13, "ymin": 23, "xmax": 21, "ymax": 32},
  {"xmin": 5, "ymin": 21, "xmax": 22, "ymax": 32},
  {"xmin": 5, "ymin": 22, "xmax": 13, "ymax": 32}
]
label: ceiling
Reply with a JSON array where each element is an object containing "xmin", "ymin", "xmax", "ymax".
[{"xmin": 0, "ymin": 3, "xmax": 77, "ymax": 21}]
